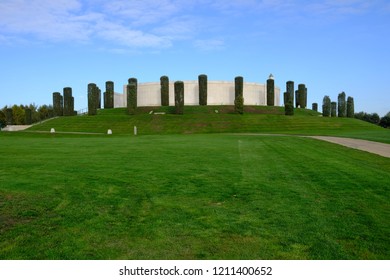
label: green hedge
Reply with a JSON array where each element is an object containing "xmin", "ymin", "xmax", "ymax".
[
  {"xmin": 286, "ymin": 81, "xmax": 294, "ymax": 105},
  {"xmin": 295, "ymin": 90, "xmax": 300, "ymax": 108},
  {"xmin": 331, "ymin": 102, "xmax": 337, "ymax": 117},
  {"xmin": 347, "ymin": 96, "xmax": 354, "ymax": 118},
  {"xmin": 88, "ymin": 83, "xmax": 97, "ymax": 116},
  {"xmin": 266, "ymin": 78, "xmax": 274, "ymax": 106},
  {"xmin": 104, "ymin": 81, "xmax": 114, "ymax": 109},
  {"xmin": 298, "ymin": 84, "xmax": 306, "ymax": 109},
  {"xmin": 285, "ymin": 102, "xmax": 294, "ymax": 115},
  {"xmin": 174, "ymin": 81, "xmax": 184, "ymax": 114},
  {"xmin": 160, "ymin": 76, "xmax": 169, "ymax": 106},
  {"xmin": 127, "ymin": 82, "xmax": 137, "ymax": 115},
  {"xmin": 338, "ymin": 92, "xmax": 346, "ymax": 117},
  {"xmin": 199, "ymin": 74, "xmax": 208, "ymax": 106},
  {"xmin": 52, "ymin": 92, "xmax": 63, "ymax": 117},
  {"xmin": 234, "ymin": 94, "xmax": 244, "ymax": 114},
  {"xmin": 235, "ymin": 76, "xmax": 243, "ymax": 99},
  {"xmin": 322, "ymin": 96, "xmax": 331, "ymax": 117},
  {"xmin": 312, "ymin": 103, "xmax": 318, "ymax": 112},
  {"xmin": 63, "ymin": 87, "xmax": 73, "ymax": 116}
]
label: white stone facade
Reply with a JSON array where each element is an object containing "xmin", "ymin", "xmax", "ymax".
[{"xmin": 114, "ymin": 80, "xmax": 280, "ymax": 107}]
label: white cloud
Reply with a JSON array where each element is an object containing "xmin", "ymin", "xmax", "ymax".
[{"xmin": 194, "ymin": 39, "xmax": 224, "ymax": 51}]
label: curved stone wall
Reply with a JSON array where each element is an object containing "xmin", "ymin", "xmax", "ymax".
[{"xmin": 114, "ymin": 80, "xmax": 280, "ymax": 108}]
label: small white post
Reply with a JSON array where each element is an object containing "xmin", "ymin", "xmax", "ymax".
[
  {"xmin": 50, "ymin": 128, "xmax": 55, "ymax": 134},
  {"xmin": 107, "ymin": 129, "xmax": 112, "ymax": 135},
  {"xmin": 134, "ymin": 126, "xmax": 137, "ymax": 136}
]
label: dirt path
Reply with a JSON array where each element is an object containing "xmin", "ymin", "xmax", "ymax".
[{"xmin": 308, "ymin": 136, "xmax": 390, "ymax": 158}]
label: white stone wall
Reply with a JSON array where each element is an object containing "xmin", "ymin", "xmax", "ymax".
[{"xmin": 115, "ymin": 81, "xmax": 280, "ymax": 107}]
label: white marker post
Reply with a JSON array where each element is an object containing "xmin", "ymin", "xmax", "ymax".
[{"xmin": 134, "ymin": 126, "xmax": 137, "ymax": 136}]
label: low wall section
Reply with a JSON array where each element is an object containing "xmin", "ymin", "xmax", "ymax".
[{"xmin": 114, "ymin": 81, "xmax": 280, "ymax": 107}]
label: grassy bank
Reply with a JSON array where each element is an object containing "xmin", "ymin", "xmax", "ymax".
[{"xmin": 25, "ymin": 106, "xmax": 390, "ymax": 143}]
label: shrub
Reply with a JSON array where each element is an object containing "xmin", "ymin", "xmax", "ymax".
[
  {"xmin": 285, "ymin": 102, "xmax": 294, "ymax": 115},
  {"xmin": 174, "ymin": 81, "xmax": 184, "ymax": 114},
  {"xmin": 338, "ymin": 92, "xmax": 346, "ymax": 117},
  {"xmin": 266, "ymin": 77, "xmax": 274, "ymax": 106},
  {"xmin": 312, "ymin": 103, "xmax": 318, "ymax": 112},
  {"xmin": 160, "ymin": 76, "xmax": 169, "ymax": 106},
  {"xmin": 53, "ymin": 92, "xmax": 63, "ymax": 116},
  {"xmin": 347, "ymin": 96, "xmax": 354, "ymax": 118},
  {"xmin": 104, "ymin": 81, "xmax": 114, "ymax": 109},
  {"xmin": 355, "ymin": 112, "xmax": 380, "ymax": 125},
  {"xmin": 127, "ymin": 83, "xmax": 137, "ymax": 115},
  {"xmin": 198, "ymin": 74, "xmax": 208, "ymax": 106},
  {"xmin": 331, "ymin": 102, "xmax": 337, "ymax": 117},
  {"xmin": 322, "ymin": 96, "xmax": 331, "ymax": 117},
  {"xmin": 234, "ymin": 94, "xmax": 244, "ymax": 114}
]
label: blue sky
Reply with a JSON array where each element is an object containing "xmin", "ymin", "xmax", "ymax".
[{"xmin": 1, "ymin": 0, "xmax": 389, "ymax": 116}]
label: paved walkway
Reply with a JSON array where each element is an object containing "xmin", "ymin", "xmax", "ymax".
[{"xmin": 308, "ymin": 136, "xmax": 390, "ymax": 158}]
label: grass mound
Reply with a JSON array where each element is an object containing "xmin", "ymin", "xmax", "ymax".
[{"xmin": 25, "ymin": 106, "xmax": 390, "ymax": 143}]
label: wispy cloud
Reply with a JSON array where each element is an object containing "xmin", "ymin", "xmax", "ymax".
[{"xmin": 194, "ymin": 39, "xmax": 225, "ymax": 51}]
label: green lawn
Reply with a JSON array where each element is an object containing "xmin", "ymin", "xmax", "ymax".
[{"xmin": 1, "ymin": 132, "xmax": 389, "ymax": 259}]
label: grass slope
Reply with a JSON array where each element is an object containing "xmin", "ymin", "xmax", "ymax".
[
  {"xmin": 26, "ymin": 106, "xmax": 390, "ymax": 143},
  {"xmin": 0, "ymin": 133, "xmax": 389, "ymax": 259}
]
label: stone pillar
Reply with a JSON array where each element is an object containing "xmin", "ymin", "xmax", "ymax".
[
  {"xmin": 286, "ymin": 81, "xmax": 294, "ymax": 105},
  {"xmin": 88, "ymin": 83, "xmax": 97, "ymax": 116},
  {"xmin": 53, "ymin": 92, "xmax": 63, "ymax": 116},
  {"xmin": 63, "ymin": 87, "xmax": 73, "ymax": 116},
  {"xmin": 104, "ymin": 81, "xmax": 114, "ymax": 109}
]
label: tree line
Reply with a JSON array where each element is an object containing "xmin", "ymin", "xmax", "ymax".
[{"xmin": 0, "ymin": 104, "xmax": 53, "ymax": 128}]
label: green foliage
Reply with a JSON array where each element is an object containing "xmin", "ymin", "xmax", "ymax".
[
  {"xmin": 198, "ymin": 74, "xmax": 208, "ymax": 106},
  {"xmin": 286, "ymin": 81, "xmax": 294, "ymax": 105},
  {"xmin": 104, "ymin": 81, "xmax": 114, "ymax": 109},
  {"xmin": 160, "ymin": 76, "xmax": 169, "ymax": 106},
  {"xmin": 331, "ymin": 102, "xmax": 337, "ymax": 117},
  {"xmin": 379, "ymin": 113, "xmax": 390, "ymax": 128},
  {"xmin": 266, "ymin": 78, "xmax": 274, "ymax": 106},
  {"xmin": 322, "ymin": 96, "xmax": 331, "ymax": 117},
  {"xmin": 235, "ymin": 76, "xmax": 243, "ymax": 99},
  {"xmin": 63, "ymin": 87, "xmax": 74, "ymax": 116},
  {"xmin": 283, "ymin": 92, "xmax": 288, "ymax": 105},
  {"xmin": 25, "ymin": 108, "xmax": 32, "ymax": 125},
  {"xmin": 88, "ymin": 83, "xmax": 98, "ymax": 116},
  {"xmin": 0, "ymin": 110, "xmax": 6, "ymax": 128},
  {"xmin": 285, "ymin": 102, "xmax": 294, "ymax": 115},
  {"xmin": 53, "ymin": 92, "xmax": 63, "ymax": 117},
  {"xmin": 234, "ymin": 94, "xmax": 244, "ymax": 114},
  {"xmin": 174, "ymin": 81, "xmax": 184, "ymax": 114},
  {"xmin": 312, "ymin": 103, "xmax": 318, "ymax": 112},
  {"xmin": 338, "ymin": 92, "xmax": 346, "ymax": 117},
  {"xmin": 354, "ymin": 112, "xmax": 380, "ymax": 125},
  {"xmin": 6, "ymin": 108, "xmax": 13, "ymax": 125},
  {"xmin": 347, "ymin": 96, "xmax": 354, "ymax": 118}
]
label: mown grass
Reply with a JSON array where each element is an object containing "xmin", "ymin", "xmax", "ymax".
[
  {"xmin": 26, "ymin": 106, "xmax": 390, "ymax": 143},
  {"xmin": 0, "ymin": 133, "xmax": 389, "ymax": 259}
]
